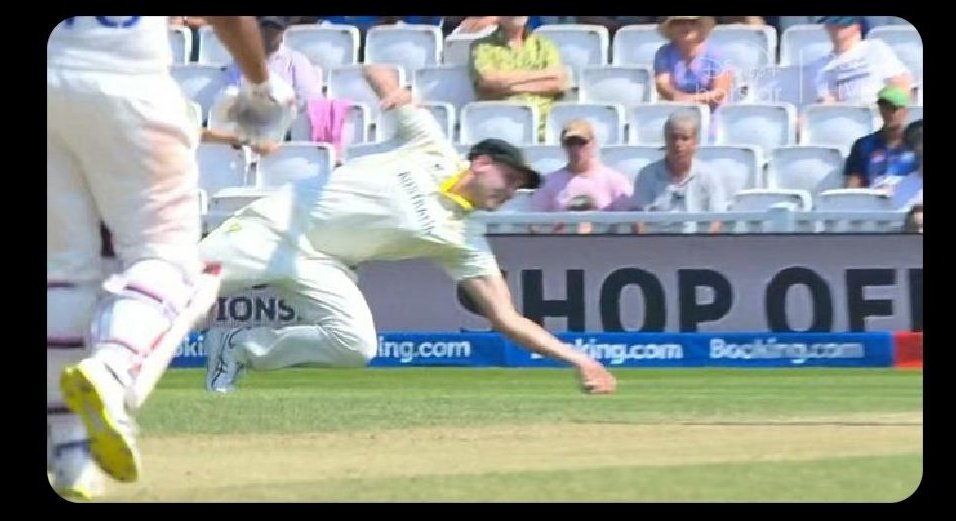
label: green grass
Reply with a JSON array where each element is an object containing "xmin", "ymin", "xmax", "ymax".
[
  {"xmin": 109, "ymin": 367, "xmax": 922, "ymax": 502},
  {"xmin": 141, "ymin": 368, "xmax": 923, "ymax": 435}
]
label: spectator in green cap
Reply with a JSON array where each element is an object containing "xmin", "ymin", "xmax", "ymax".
[{"xmin": 844, "ymin": 85, "xmax": 918, "ymax": 188}]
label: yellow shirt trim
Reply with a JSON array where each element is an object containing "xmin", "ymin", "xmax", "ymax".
[{"xmin": 439, "ymin": 170, "xmax": 474, "ymax": 212}]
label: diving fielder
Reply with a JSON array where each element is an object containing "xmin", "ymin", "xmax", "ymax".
[
  {"xmin": 49, "ymin": 16, "xmax": 293, "ymax": 499},
  {"xmin": 200, "ymin": 65, "xmax": 617, "ymax": 395}
]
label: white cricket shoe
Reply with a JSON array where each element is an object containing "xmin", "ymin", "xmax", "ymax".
[
  {"xmin": 50, "ymin": 442, "xmax": 106, "ymax": 501},
  {"xmin": 60, "ymin": 358, "xmax": 141, "ymax": 483},
  {"xmin": 204, "ymin": 327, "xmax": 248, "ymax": 393}
]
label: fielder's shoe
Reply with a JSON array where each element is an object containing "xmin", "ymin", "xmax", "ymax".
[
  {"xmin": 60, "ymin": 358, "xmax": 141, "ymax": 483},
  {"xmin": 205, "ymin": 327, "xmax": 248, "ymax": 393},
  {"xmin": 50, "ymin": 441, "xmax": 105, "ymax": 501}
]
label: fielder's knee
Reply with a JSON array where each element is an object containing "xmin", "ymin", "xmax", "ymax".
[{"xmin": 326, "ymin": 326, "xmax": 377, "ymax": 367}]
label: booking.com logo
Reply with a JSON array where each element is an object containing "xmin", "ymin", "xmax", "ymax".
[{"xmin": 377, "ymin": 338, "xmax": 472, "ymax": 363}]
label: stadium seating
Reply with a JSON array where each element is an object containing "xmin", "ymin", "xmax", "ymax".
[
  {"xmin": 815, "ymin": 188, "xmax": 895, "ymax": 211},
  {"xmin": 521, "ymin": 144, "xmax": 567, "ymax": 175},
  {"xmin": 442, "ymin": 26, "xmax": 496, "ymax": 65},
  {"xmin": 364, "ymin": 25, "xmax": 442, "ymax": 85},
  {"xmin": 741, "ymin": 65, "xmax": 817, "ymax": 110},
  {"xmin": 412, "ymin": 65, "xmax": 477, "ymax": 115},
  {"xmin": 611, "ymin": 24, "xmax": 666, "ymax": 67},
  {"xmin": 867, "ymin": 26, "xmax": 923, "ymax": 83},
  {"xmin": 627, "ymin": 103, "xmax": 710, "ymax": 145},
  {"xmin": 599, "ymin": 145, "xmax": 665, "ymax": 185},
  {"xmin": 284, "ymin": 24, "xmax": 361, "ymax": 83},
  {"xmin": 459, "ymin": 101, "xmax": 540, "ymax": 145},
  {"xmin": 196, "ymin": 25, "xmax": 232, "ymax": 66},
  {"xmin": 708, "ymin": 25, "xmax": 777, "ymax": 76},
  {"xmin": 730, "ymin": 188, "xmax": 813, "ymax": 211},
  {"xmin": 532, "ymin": 24, "xmax": 610, "ymax": 86},
  {"xmin": 170, "ymin": 64, "xmax": 228, "ymax": 123},
  {"xmin": 714, "ymin": 103, "xmax": 797, "ymax": 154},
  {"xmin": 197, "ymin": 143, "xmax": 251, "ymax": 197},
  {"xmin": 289, "ymin": 102, "xmax": 371, "ymax": 149},
  {"xmin": 907, "ymin": 106, "xmax": 923, "ymax": 125},
  {"xmin": 256, "ymin": 143, "xmax": 336, "ymax": 187},
  {"xmin": 377, "ymin": 102, "xmax": 455, "ymax": 141},
  {"xmin": 779, "ymin": 25, "xmax": 831, "ymax": 67},
  {"xmin": 766, "ymin": 145, "xmax": 846, "ymax": 197},
  {"xmin": 696, "ymin": 145, "xmax": 763, "ymax": 194},
  {"xmin": 327, "ymin": 65, "xmax": 405, "ymax": 124},
  {"xmin": 544, "ymin": 102, "xmax": 625, "ymax": 145},
  {"xmin": 578, "ymin": 65, "xmax": 655, "ymax": 107},
  {"xmin": 800, "ymin": 104, "xmax": 879, "ymax": 150}
]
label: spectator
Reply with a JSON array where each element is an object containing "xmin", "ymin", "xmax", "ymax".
[
  {"xmin": 632, "ymin": 110, "xmax": 727, "ymax": 233},
  {"xmin": 529, "ymin": 119, "xmax": 633, "ymax": 233},
  {"xmin": 221, "ymin": 17, "xmax": 324, "ymax": 105},
  {"xmin": 902, "ymin": 204, "xmax": 923, "ymax": 233},
  {"xmin": 469, "ymin": 16, "xmax": 569, "ymax": 142},
  {"xmin": 888, "ymin": 119, "xmax": 923, "ymax": 210},
  {"xmin": 653, "ymin": 16, "xmax": 732, "ymax": 140},
  {"xmin": 844, "ymin": 86, "xmax": 918, "ymax": 188},
  {"xmin": 812, "ymin": 16, "xmax": 911, "ymax": 103}
]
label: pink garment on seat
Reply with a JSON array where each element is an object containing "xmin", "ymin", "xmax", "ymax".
[{"xmin": 306, "ymin": 98, "xmax": 352, "ymax": 157}]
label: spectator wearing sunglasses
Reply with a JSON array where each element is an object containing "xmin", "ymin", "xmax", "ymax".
[{"xmin": 529, "ymin": 119, "xmax": 632, "ymax": 233}]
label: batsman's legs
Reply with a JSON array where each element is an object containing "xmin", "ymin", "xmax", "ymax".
[
  {"xmin": 47, "ymin": 118, "xmax": 106, "ymax": 500},
  {"xmin": 56, "ymin": 73, "xmax": 205, "ymax": 483}
]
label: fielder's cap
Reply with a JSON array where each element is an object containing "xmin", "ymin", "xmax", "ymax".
[
  {"xmin": 877, "ymin": 85, "xmax": 910, "ymax": 108},
  {"xmin": 819, "ymin": 16, "xmax": 863, "ymax": 26},
  {"xmin": 560, "ymin": 119, "xmax": 596, "ymax": 143},
  {"xmin": 257, "ymin": 16, "xmax": 289, "ymax": 29},
  {"xmin": 468, "ymin": 138, "xmax": 542, "ymax": 189}
]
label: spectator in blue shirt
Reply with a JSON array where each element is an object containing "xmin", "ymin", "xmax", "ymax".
[{"xmin": 844, "ymin": 85, "xmax": 918, "ymax": 188}]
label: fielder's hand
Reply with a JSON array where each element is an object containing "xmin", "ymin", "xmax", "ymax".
[
  {"xmin": 576, "ymin": 358, "xmax": 617, "ymax": 394},
  {"xmin": 228, "ymin": 78, "xmax": 297, "ymax": 146}
]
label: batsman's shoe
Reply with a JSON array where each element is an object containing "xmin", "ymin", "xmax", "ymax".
[
  {"xmin": 60, "ymin": 358, "xmax": 141, "ymax": 483},
  {"xmin": 205, "ymin": 327, "xmax": 248, "ymax": 393},
  {"xmin": 51, "ymin": 442, "xmax": 105, "ymax": 501}
]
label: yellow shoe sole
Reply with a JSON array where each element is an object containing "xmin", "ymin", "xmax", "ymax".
[
  {"xmin": 53, "ymin": 484, "xmax": 96, "ymax": 502},
  {"xmin": 60, "ymin": 364, "xmax": 140, "ymax": 483}
]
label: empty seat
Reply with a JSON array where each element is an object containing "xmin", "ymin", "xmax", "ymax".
[
  {"xmin": 256, "ymin": 143, "xmax": 335, "ymax": 187},
  {"xmin": 171, "ymin": 64, "xmax": 228, "ymax": 123},
  {"xmin": 578, "ymin": 65, "xmax": 655, "ymax": 107},
  {"xmin": 459, "ymin": 101, "xmax": 539, "ymax": 145},
  {"xmin": 532, "ymin": 24, "xmax": 610, "ymax": 85},
  {"xmin": 289, "ymin": 102, "xmax": 371, "ymax": 149},
  {"xmin": 696, "ymin": 145, "xmax": 763, "ymax": 196},
  {"xmin": 599, "ymin": 145, "xmax": 665, "ymax": 185},
  {"xmin": 709, "ymin": 25, "xmax": 777, "ymax": 77},
  {"xmin": 867, "ymin": 26, "xmax": 923, "ymax": 83},
  {"xmin": 779, "ymin": 25, "xmax": 832, "ymax": 67},
  {"xmin": 545, "ymin": 102, "xmax": 625, "ymax": 145},
  {"xmin": 364, "ymin": 25, "xmax": 442, "ymax": 85},
  {"xmin": 627, "ymin": 103, "xmax": 710, "ymax": 145},
  {"xmin": 377, "ymin": 102, "xmax": 455, "ymax": 141},
  {"xmin": 522, "ymin": 145, "xmax": 567, "ymax": 175},
  {"xmin": 611, "ymin": 24, "xmax": 666, "ymax": 66},
  {"xmin": 327, "ymin": 65, "xmax": 405, "ymax": 123},
  {"xmin": 412, "ymin": 65, "xmax": 476, "ymax": 114},
  {"xmin": 714, "ymin": 103, "xmax": 797, "ymax": 153},
  {"xmin": 815, "ymin": 188, "xmax": 895, "ymax": 211},
  {"xmin": 196, "ymin": 143, "xmax": 250, "ymax": 197},
  {"xmin": 743, "ymin": 65, "xmax": 817, "ymax": 110},
  {"xmin": 168, "ymin": 27, "xmax": 192, "ymax": 65},
  {"xmin": 284, "ymin": 25, "xmax": 361, "ymax": 83},
  {"xmin": 731, "ymin": 188, "xmax": 813, "ymax": 211},
  {"xmin": 767, "ymin": 145, "xmax": 845, "ymax": 197},
  {"xmin": 800, "ymin": 104, "xmax": 879, "ymax": 150},
  {"xmin": 196, "ymin": 25, "xmax": 232, "ymax": 66},
  {"xmin": 443, "ymin": 26, "xmax": 496, "ymax": 65}
]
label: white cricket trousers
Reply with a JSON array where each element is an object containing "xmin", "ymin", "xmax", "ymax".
[
  {"xmin": 48, "ymin": 67, "xmax": 202, "ymax": 412},
  {"xmin": 199, "ymin": 214, "xmax": 378, "ymax": 369}
]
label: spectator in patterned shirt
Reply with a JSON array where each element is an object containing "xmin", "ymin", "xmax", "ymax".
[
  {"xmin": 844, "ymin": 86, "xmax": 918, "ymax": 188},
  {"xmin": 469, "ymin": 16, "xmax": 569, "ymax": 142}
]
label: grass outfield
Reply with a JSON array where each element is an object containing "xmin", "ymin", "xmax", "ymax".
[{"xmin": 101, "ymin": 368, "xmax": 921, "ymax": 502}]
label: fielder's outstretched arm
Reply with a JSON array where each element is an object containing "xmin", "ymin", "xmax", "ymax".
[
  {"xmin": 364, "ymin": 64, "xmax": 413, "ymax": 110},
  {"xmin": 460, "ymin": 273, "xmax": 617, "ymax": 394}
]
